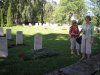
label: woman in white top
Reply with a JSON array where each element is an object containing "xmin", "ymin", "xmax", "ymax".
[{"xmin": 80, "ymin": 16, "xmax": 94, "ymax": 60}]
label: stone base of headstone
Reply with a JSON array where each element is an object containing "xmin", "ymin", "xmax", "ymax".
[{"xmin": 8, "ymin": 43, "xmax": 26, "ymax": 49}]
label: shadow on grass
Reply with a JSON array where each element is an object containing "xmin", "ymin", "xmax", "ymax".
[{"xmin": 0, "ymin": 33, "xmax": 100, "ymax": 75}]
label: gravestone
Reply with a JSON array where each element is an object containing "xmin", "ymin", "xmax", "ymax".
[
  {"xmin": 0, "ymin": 37, "xmax": 8, "ymax": 57},
  {"xmin": 34, "ymin": 33, "xmax": 42, "ymax": 50},
  {"xmin": 22, "ymin": 24, "xmax": 26, "ymax": 27},
  {"xmin": 29, "ymin": 23, "xmax": 32, "ymax": 27},
  {"xmin": 16, "ymin": 31, "xmax": 23, "ymax": 45},
  {"xmin": 43, "ymin": 23, "xmax": 48, "ymax": 29},
  {"xmin": 6, "ymin": 29, "xmax": 12, "ymax": 40},
  {"xmin": 35, "ymin": 23, "xmax": 38, "ymax": 27},
  {"xmin": 51, "ymin": 24, "xmax": 58, "ymax": 31},
  {"xmin": 0, "ymin": 27, "xmax": 4, "ymax": 36}
]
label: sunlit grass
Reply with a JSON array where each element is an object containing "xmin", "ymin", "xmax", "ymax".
[{"xmin": 0, "ymin": 25, "xmax": 100, "ymax": 75}]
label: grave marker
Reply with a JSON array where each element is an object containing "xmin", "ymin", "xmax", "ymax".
[
  {"xmin": 6, "ymin": 29, "xmax": 12, "ymax": 40},
  {"xmin": 0, "ymin": 27, "xmax": 4, "ymax": 36},
  {"xmin": 16, "ymin": 31, "xmax": 23, "ymax": 45},
  {"xmin": 0, "ymin": 37, "xmax": 8, "ymax": 57},
  {"xmin": 34, "ymin": 33, "xmax": 42, "ymax": 50}
]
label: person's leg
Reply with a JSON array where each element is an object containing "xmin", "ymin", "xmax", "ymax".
[
  {"xmin": 86, "ymin": 38, "xmax": 91, "ymax": 59},
  {"xmin": 70, "ymin": 38, "xmax": 75, "ymax": 54},
  {"xmin": 76, "ymin": 42, "xmax": 80, "ymax": 55},
  {"xmin": 80, "ymin": 38, "xmax": 86, "ymax": 60}
]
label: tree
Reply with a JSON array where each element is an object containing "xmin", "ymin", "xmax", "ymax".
[
  {"xmin": 90, "ymin": 0, "xmax": 100, "ymax": 26},
  {"xmin": 1, "ymin": 9, "xmax": 4, "ymax": 27},
  {"xmin": 44, "ymin": 2, "xmax": 55, "ymax": 23},
  {"xmin": 53, "ymin": 0, "xmax": 86, "ymax": 24},
  {"xmin": 7, "ymin": 3, "xmax": 12, "ymax": 27}
]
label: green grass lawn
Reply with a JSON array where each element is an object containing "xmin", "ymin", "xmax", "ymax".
[{"xmin": 0, "ymin": 25, "xmax": 100, "ymax": 75}]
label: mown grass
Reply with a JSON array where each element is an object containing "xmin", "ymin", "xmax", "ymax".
[{"xmin": 0, "ymin": 25, "xmax": 100, "ymax": 75}]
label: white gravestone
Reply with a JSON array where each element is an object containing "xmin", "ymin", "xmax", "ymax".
[
  {"xmin": 22, "ymin": 24, "xmax": 26, "ymax": 27},
  {"xmin": 16, "ymin": 31, "xmax": 23, "ymax": 45},
  {"xmin": 34, "ymin": 34, "xmax": 42, "ymax": 50},
  {"xmin": 29, "ymin": 23, "xmax": 32, "ymax": 27},
  {"xmin": 51, "ymin": 24, "xmax": 58, "ymax": 31},
  {"xmin": 0, "ymin": 37, "xmax": 8, "ymax": 57},
  {"xmin": 35, "ymin": 23, "xmax": 38, "ymax": 27},
  {"xmin": 6, "ymin": 29, "xmax": 12, "ymax": 40},
  {"xmin": 43, "ymin": 23, "xmax": 48, "ymax": 29},
  {"xmin": 0, "ymin": 27, "xmax": 4, "ymax": 36}
]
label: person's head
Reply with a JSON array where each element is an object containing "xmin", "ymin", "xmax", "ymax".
[
  {"xmin": 85, "ymin": 16, "xmax": 91, "ymax": 23},
  {"xmin": 72, "ymin": 20, "xmax": 77, "ymax": 26}
]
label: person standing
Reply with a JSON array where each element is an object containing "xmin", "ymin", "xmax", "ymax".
[
  {"xmin": 69, "ymin": 20, "xmax": 80, "ymax": 55},
  {"xmin": 80, "ymin": 16, "xmax": 94, "ymax": 60}
]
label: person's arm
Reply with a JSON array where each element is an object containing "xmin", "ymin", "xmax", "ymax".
[{"xmin": 69, "ymin": 26, "xmax": 74, "ymax": 38}]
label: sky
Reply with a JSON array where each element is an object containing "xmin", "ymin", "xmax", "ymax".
[
  {"xmin": 48, "ymin": 0, "xmax": 60, "ymax": 4},
  {"xmin": 84, "ymin": 0, "xmax": 95, "ymax": 16},
  {"xmin": 53, "ymin": 0, "xmax": 60, "ymax": 4}
]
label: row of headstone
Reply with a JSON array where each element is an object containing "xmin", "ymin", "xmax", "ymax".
[
  {"xmin": 0, "ymin": 28, "xmax": 23, "ymax": 58},
  {"xmin": 16, "ymin": 31, "xmax": 42, "ymax": 50},
  {"xmin": 0, "ymin": 28, "xmax": 23, "ymax": 44},
  {"xmin": 0, "ymin": 28, "xmax": 12, "ymax": 40},
  {"xmin": 0, "ymin": 28, "xmax": 11, "ymax": 58},
  {"xmin": 34, "ymin": 23, "xmax": 59, "ymax": 31},
  {"xmin": 0, "ymin": 27, "xmax": 43, "ymax": 58},
  {"xmin": 35, "ymin": 23, "xmax": 42, "ymax": 27},
  {"xmin": 22, "ymin": 23, "xmax": 33, "ymax": 27}
]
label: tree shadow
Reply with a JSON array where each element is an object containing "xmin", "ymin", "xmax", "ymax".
[{"xmin": 0, "ymin": 33, "xmax": 100, "ymax": 75}]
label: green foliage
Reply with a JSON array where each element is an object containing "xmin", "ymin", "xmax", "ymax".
[
  {"xmin": 53, "ymin": 0, "xmax": 86, "ymax": 24},
  {"xmin": 44, "ymin": 2, "xmax": 54, "ymax": 22},
  {"xmin": 7, "ymin": 3, "xmax": 12, "ymax": 27},
  {"xmin": 0, "ymin": 0, "xmax": 95, "ymax": 25},
  {"xmin": 0, "ymin": 9, "xmax": 4, "ymax": 27},
  {"xmin": 0, "ymin": 26, "xmax": 100, "ymax": 75},
  {"xmin": 90, "ymin": 0, "xmax": 100, "ymax": 26}
]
